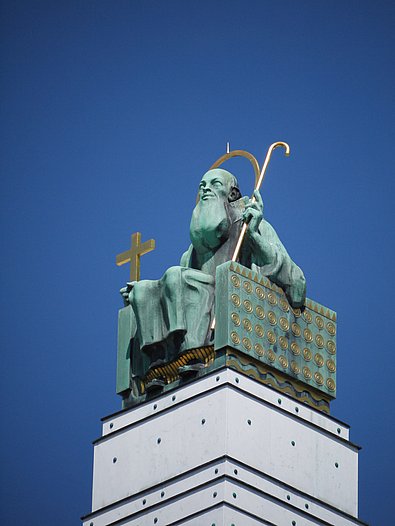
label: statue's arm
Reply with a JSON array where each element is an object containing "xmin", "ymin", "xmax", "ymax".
[
  {"xmin": 253, "ymin": 224, "xmax": 306, "ymax": 307},
  {"xmin": 280, "ymin": 261, "xmax": 306, "ymax": 308},
  {"xmin": 243, "ymin": 190, "xmax": 306, "ymax": 307}
]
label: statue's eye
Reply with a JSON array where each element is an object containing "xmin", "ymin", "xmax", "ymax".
[{"xmin": 213, "ymin": 181, "xmax": 222, "ymax": 187}]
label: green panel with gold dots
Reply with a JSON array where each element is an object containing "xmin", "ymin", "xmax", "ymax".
[{"xmin": 214, "ymin": 261, "xmax": 337, "ymax": 398}]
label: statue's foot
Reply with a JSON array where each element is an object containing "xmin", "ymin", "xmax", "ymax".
[
  {"xmin": 145, "ymin": 378, "xmax": 166, "ymax": 393},
  {"xmin": 178, "ymin": 361, "xmax": 207, "ymax": 378}
]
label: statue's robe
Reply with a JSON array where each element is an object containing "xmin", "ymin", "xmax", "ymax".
[{"xmin": 126, "ymin": 198, "xmax": 305, "ymax": 368}]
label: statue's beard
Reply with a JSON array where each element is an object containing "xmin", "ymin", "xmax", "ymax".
[{"xmin": 190, "ymin": 198, "xmax": 231, "ymax": 252}]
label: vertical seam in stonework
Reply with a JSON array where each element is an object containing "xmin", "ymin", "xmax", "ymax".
[{"xmin": 225, "ymin": 370, "xmax": 229, "ymax": 459}]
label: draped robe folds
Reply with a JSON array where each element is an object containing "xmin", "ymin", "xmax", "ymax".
[{"xmin": 127, "ymin": 197, "xmax": 306, "ymax": 365}]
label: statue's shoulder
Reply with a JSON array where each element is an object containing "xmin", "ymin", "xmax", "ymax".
[{"xmin": 180, "ymin": 245, "xmax": 193, "ymax": 267}]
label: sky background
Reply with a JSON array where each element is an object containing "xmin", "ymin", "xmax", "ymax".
[{"xmin": 1, "ymin": 1, "xmax": 394, "ymax": 524}]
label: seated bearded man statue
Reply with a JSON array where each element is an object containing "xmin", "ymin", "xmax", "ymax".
[{"xmin": 121, "ymin": 168, "xmax": 306, "ymax": 370}]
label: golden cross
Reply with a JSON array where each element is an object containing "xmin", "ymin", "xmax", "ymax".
[{"xmin": 116, "ymin": 232, "xmax": 155, "ymax": 281}]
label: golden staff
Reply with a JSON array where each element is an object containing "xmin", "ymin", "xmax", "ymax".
[
  {"xmin": 231, "ymin": 141, "xmax": 290, "ymax": 262},
  {"xmin": 210, "ymin": 141, "xmax": 290, "ymax": 331},
  {"xmin": 210, "ymin": 148, "xmax": 261, "ymax": 188}
]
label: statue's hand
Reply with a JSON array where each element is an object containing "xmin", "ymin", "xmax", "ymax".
[
  {"xmin": 243, "ymin": 190, "xmax": 264, "ymax": 235},
  {"xmin": 119, "ymin": 281, "xmax": 136, "ymax": 306}
]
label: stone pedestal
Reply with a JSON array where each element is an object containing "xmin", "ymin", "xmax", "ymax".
[{"xmin": 82, "ymin": 369, "xmax": 365, "ymax": 526}]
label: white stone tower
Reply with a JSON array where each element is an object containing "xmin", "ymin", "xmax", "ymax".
[{"xmin": 82, "ymin": 262, "xmax": 366, "ymax": 526}]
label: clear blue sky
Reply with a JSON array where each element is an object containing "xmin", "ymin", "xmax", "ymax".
[{"xmin": 1, "ymin": 1, "xmax": 394, "ymax": 524}]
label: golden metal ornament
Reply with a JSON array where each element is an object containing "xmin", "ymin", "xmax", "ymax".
[
  {"xmin": 292, "ymin": 307, "xmax": 302, "ymax": 318},
  {"xmin": 116, "ymin": 232, "xmax": 155, "ymax": 282},
  {"xmin": 242, "ymin": 319, "xmax": 252, "ymax": 332},
  {"xmin": 267, "ymin": 330, "xmax": 277, "ymax": 344},
  {"xmin": 267, "ymin": 292, "xmax": 277, "ymax": 305},
  {"xmin": 231, "ymin": 294, "xmax": 241, "ymax": 307},
  {"xmin": 326, "ymin": 321, "xmax": 336, "ymax": 336},
  {"xmin": 210, "ymin": 142, "xmax": 290, "ymax": 331},
  {"xmin": 143, "ymin": 346, "xmax": 331, "ymax": 413},
  {"xmin": 326, "ymin": 340, "xmax": 336, "ymax": 355},
  {"xmin": 143, "ymin": 345, "xmax": 215, "ymax": 387},
  {"xmin": 279, "ymin": 355, "xmax": 289, "ymax": 369},
  {"xmin": 242, "ymin": 337, "xmax": 252, "ymax": 351},
  {"xmin": 279, "ymin": 336, "xmax": 288, "ymax": 350},
  {"xmin": 255, "ymin": 286, "xmax": 265, "ymax": 300},
  {"xmin": 209, "ymin": 143, "xmax": 290, "ymax": 262},
  {"xmin": 291, "ymin": 322, "xmax": 301, "ymax": 337},
  {"xmin": 291, "ymin": 342, "xmax": 301, "ymax": 355},
  {"xmin": 210, "ymin": 149, "xmax": 261, "ymax": 187},
  {"xmin": 303, "ymin": 328, "xmax": 313, "ymax": 343},
  {"xmin": 210, "ymin": 141, "xmax": 291, "ymax": 330},
  {"xmin": 314, "ymin": 353, "xmax": 324, "ymax": 367},
  {"xmin": 303, "ymin": 310, "xmax": 313, "ymax": 323},
  {"xmin": 254, "ymin": 324, "xmax": 265, "ymax": 338},
  {"xmin": 267, "ymin": 349, "xmax": 276, "ymax": 362},
  {"xmin": 231, "ymin": 274, "xmax": 241, "ymax": 288},
  {"xmin": 303, "ymin": 348, "xmax": 312, "ymax": 362},
  {"xmin": 255, "ymin": 305, "xmax": 265, "ymax": 319},
  {"xmin": 200, "ymin": 148, "xmax": 261, "ymax": 205},
  {"xmin": 231, "ymin": 312, "xmax": 241, "ymax": 326},
  {"xmin": 326, "ymin": 378, "xmax": 336, "ymax": 391},
  {"xmin": 243, "ymin": 281, "xmax": 253, "ymax": 293},
  {"xmin": 254, "ymin": 343, "xmax": 264, "ymax": 356},
  {"xmin": 231, "ymin": 331, "xmax": 241, "ymax": 345},
  {"xmin": 243, "ymin": 299, "xmax": 253, "ymax": 313},
  {"xmin": 326, "ymin": 359, "xmax": 336, "ymax": 373},
  {"xmin": 279, "ymin": 298, "xmax": 290, "ymax": 312},
  {"xmin": 291, "ymin": 361, "xmax": 300, "ymax": 375},
  {"xmin": 230, "ymin": 143, "xmax": 290, "ymax": 263},
  {"xmin": 279, "ymin": 317, "xmax": 290, "ymax": 332}
]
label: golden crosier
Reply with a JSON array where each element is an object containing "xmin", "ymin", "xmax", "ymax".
[{"xmin": 210, "ymin": 142, "xmax": 290, "ymax": 330}]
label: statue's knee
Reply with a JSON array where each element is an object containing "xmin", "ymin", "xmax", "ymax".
[
  {"xmin": 131, "ymin": 281, "xmax": 150, "ymax": 305},
  {"xmin": 163, "ymin": 266, "xmax": 182, "ymax": 291}
]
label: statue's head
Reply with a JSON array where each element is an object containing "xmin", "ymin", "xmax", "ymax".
[
  {"xmin": 198, "ymin": 169, "xmax": 242, "ymax": 204},
  {"xmin": 191, "ymin": 169, "xmax": 242, "ymax": 251}
]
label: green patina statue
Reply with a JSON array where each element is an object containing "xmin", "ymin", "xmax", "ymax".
[{"xmin": 120, "ymin": 168, "xmax": 306, "ymax": 374}]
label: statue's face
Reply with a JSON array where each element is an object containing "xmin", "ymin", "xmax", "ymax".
[
  {"xmin": 191, "ymin": 169, "xmax": 235, "ymax": 252},
  {"xmin": 198, "ymin": 170, "xmax": 233, "ymax": 203}
]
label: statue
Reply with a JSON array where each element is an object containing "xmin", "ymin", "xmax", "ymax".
[
  {"xmin": 115, "ymin": 144, "xmax": 339, "ymax": 413},
  {"xmin": 119, "ymin": 159, "xmax": 305, "ymax": 372}
]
